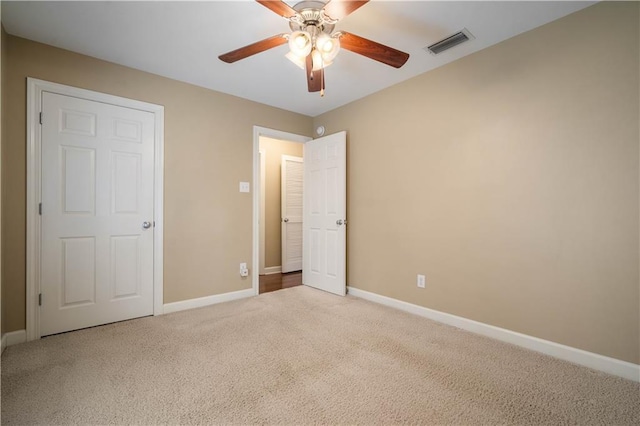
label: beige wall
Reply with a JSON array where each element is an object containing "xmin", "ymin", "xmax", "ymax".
[
  {"xmin": 1, "ymin": 35, "xmax": 312, "ymax": 332},
  {"xmin": 314, "ymin": 1, "xmax": 639, "ymax": 364},
  {"xmin": 259, "ymin": 137, "xmax": 304, "ymax": 269}
]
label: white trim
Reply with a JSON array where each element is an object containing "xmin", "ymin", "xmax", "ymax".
[
  {"xmin": 26, "ymin": 79, "xmax": 41, "ymax": 341},
  {"xmin": 1, "ymin": 330, "xmax": 27, "ymax": 351},
  {"xmin": 347, "ymin": 286, "xmax": 640, "ymax": 382},
  {"xmin": 252, "ymin": 127, "xmax": 311, "ymax": 296},
  {"xmin": 259, "ymin": 149, "xmax": 266, "ymax": 275},
  {"xmin": 26, "ymin": 78, "xmax": 165, "ymax": 340},
  {"xmin": 163, "ymin": 289, "xmax": 254, "ymax": 314},
  {"xmin": 153, "ymin": 105, "xmax": 165, "ymax": 316},
  {"xmin": 264, "ymin": 266, "xmax": 282, "ymax": 275}
]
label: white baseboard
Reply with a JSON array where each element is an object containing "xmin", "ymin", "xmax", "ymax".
[
  {"xmin": 347, "ymin": 286, "xmax": 640, "ymax": 382},
  {"xmin": 264, "ymin": 266, "xmax": 282, "ymax": 275},
  {"xmin": 1, "ymin": 330, "xmax": 27, "ymax": 353},
  {"xmin": 163, "ymin": 288, "xmax": 254, "ymax": 315}
]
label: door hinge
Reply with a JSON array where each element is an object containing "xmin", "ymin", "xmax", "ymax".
[
  {"xmin": 39, "ymin": 112, "xmax": 43, "ymax": 125},
  {"xmin": 38, "ymin": 293, "xmax": 42, "ymax": 306},
  {"xmin": 39, "ymin": 203, "xmax": 42, "ymax": 215}
]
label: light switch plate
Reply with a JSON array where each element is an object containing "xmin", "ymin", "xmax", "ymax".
[{"xmin": 239, "ymin": 182, "xmax": 250, "ymax": 193}]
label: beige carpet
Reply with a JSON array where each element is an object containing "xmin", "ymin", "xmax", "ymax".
[{"xmin": 2, "ymin": 286, "xmax": 639, "ymax": 425}]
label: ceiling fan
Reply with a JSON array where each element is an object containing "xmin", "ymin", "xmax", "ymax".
[{"xmin": 218, "ymin": 0, "xmax": 410, "ymax": 96}]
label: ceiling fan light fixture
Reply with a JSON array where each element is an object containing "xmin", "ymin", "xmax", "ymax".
[
  {"xmin": 316, "ymin": 33, "xmax": 333, "ymax": 53},
  {"xmin": 285, "ymin": 51, "xmax": 306, "ymax": 69},
  {"xmin": 219, "ymin": 0, "xmax": 410, "ymax": 96},
  {"xmin": 288, "ymin": 30, "xmax": 312, "ymax": 57},
  {"xmin": 317, "ymin": 33, "xmax": 340, "ymax": 63}
]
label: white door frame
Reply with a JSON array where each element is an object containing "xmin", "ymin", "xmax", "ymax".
[
  {"xmin": 26, "ymin": 78, "xmax": 165, "ymax": 340},
  {"xmin": 252, "ymin": 126, "xmax": 311, "ymax": 295}
]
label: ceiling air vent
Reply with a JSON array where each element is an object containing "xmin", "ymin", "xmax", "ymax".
[{"xmin": 425, "ymin": 28, "xmax": 475, "ymax": 55}]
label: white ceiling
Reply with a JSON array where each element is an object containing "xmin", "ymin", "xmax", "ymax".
[{"xmin": 2, "ymin": 1, "xmax": 595, "ymax": 117}]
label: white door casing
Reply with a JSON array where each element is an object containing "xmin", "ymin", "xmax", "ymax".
[
  {"xmin": 303, "ymin": 131, "xmax": 347, "ymax": 296},
  {"xmin": 26, "ymin": 78, "xmax": 164, "ymax": 340},
  {"xmin": 281, "ymin": 155, "xmax": 303, "ymax": 273},
  {"xmin": 40, "ymin": 92, "xmax": 155, "ymax": 336}
]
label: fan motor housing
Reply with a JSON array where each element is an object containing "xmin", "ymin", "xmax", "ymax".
[{"xmin": 289, "ymin": 1, "xmax": 335, "ymax": 34}]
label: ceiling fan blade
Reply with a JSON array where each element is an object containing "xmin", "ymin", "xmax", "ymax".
[
  {"xmin": 323, "ymin": 0, "xmax": 369, "ymax": 21},
  {"xmin": 256, "ymin": 0, "xmax": 298, "ymax": 18},
  {"xmin": 219, "ymin": 34, "xmax": 288, "ymax": 63},
  {"xmin": 305, "ymin": 54, "xmax": 325, "ymax": 93},
  {"xmin": 339, "ymin": 32, "xmax": 409, "ymax": 68}
]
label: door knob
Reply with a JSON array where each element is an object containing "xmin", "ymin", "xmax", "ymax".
[
  {"xmin": 336, "ymin": 219, "xmax": 343, "ymax": 226},
  {"xmin": 142, "ymin": 221, "xmax": 152, "ymax": 229},
  {"xmin": 283, "ymin": 218, "xmax": 289, "ymax": 223}
]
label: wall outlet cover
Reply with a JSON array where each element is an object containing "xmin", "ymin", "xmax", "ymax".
[
  {"xmin": 417, "ymin": 274, "xmax": 426, "ymax": 288},
  {"xmin": 240, "ymin": 262, "xmax": 249, "ymax": 277}
]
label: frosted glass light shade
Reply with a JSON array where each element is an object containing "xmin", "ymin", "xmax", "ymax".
[
  {"xmin": 317, "ymin": 34, "xmax": 340, "ymax": 63},
  {"xmin": 285, "ymin": 51, "xmax": 305, "ymax": 70},
  {"xmin": 288, "ymin": 31, "xmax": 312, "ymax": 57},
  {"xmin": 311, "ymin": 49, "xmax": 323, "ymax": 71}
]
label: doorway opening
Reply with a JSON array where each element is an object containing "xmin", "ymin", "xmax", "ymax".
[
  {"xmin": 258, "ymin": 138, "xmax": 304, "ymax": 293},
  {"xmin": 252, "ymin": 127, "xmax": 311, "ymax": 295}
]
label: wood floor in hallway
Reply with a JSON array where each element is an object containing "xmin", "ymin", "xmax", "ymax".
[{"xmin": 259, "ymin": 271, "xmax": 302, "ymax": 294}]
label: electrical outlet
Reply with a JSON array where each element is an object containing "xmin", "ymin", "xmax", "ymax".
[
  {"xmin": 417, "ymin": 274, "xmax": 426, "ymax": 288},
  {"xmin": 239, "ymin": 182, "xmax": 250, "ymax": 193},
  {"xmin": 240, "ymin": 262, "xmax": 249, "ymax": 277}
]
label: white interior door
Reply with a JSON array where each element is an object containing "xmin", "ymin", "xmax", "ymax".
[
  {"xmin": 281, "ymin": 155, "xmax": 303, "ymax": 273},
  {"xmin": 259, "ymin": 150, "xmax": 266, "ymax": 275},
  {"xmin": 40, "ymin": 92, "xmax": 155, "ymax": 336},
  {"xmin": 303, "ymin": 131, "xmax": 346, "ymax": 296}
]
